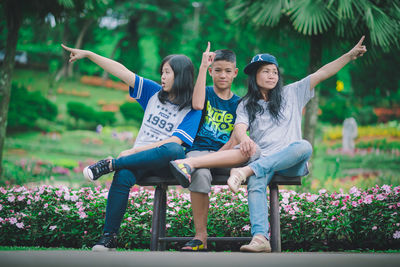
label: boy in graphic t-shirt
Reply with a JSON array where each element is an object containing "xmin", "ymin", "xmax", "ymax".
[{"xmin": 169, "ymin": 43, "xmax": 247, "ymax": 251}]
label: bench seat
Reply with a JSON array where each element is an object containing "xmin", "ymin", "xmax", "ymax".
[{"xmin": 137, "ymin": 168, "xmax": 301, "ymax": 252}]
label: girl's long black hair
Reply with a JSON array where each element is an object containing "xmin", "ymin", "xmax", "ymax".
[
  {"xmin": 158, "ymin": 54, "xmax": 194, "ymax": 110},
  {"xmin": 242, "ymin": 64, "xmax": 284, "ymax": 129}
]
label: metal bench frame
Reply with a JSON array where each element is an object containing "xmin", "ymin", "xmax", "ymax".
[{"xmin": 137, "ymin": 168, "xmax": 301, "ymax": 252}]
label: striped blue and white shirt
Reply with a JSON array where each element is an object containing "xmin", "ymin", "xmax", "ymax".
[{"xmin": 129, "ymin": 75, "xmax": 201, "ymax": 148}]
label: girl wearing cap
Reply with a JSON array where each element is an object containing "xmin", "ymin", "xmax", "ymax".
[{"xmin": 169, "ymin": 37, "xmax": 367, "ymax": 252}]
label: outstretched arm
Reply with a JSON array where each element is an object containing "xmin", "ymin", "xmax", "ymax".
[
  {"xmin": 192, "ymin": 42, "xmax": 216, "ymax": 110},
  {"xmin": 61, "ymin": 44, "xmax": 136, "ymax": 87},
  {"xmin": 309, "ymin": 36, "xmax": 367, "ymax": 90}
]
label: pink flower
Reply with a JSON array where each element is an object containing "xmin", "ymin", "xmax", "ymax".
[
  {"xmin": 291, "ymin": 216, "xmax": 297, "ymax": 220},
  {"xmin": 17, "ymin": 195, "xmax": 25, "ymax": 201},
  {"xmin": 351, "ymin": 201, "xmax": 358, "ymax": 207},
  {"xmin": 44, "ymin": 203, "xmax": 48, "ymax": 209},
  {"xmin": 0, "ymin": 204, "xmax": 2, "ymax": 211},
  {"xmin": 127, "ymin": 217, "xmax": 132, "ymax": 222},
  {"xmin": 0, "ymin": 187, "xmax": 7, "ymax": 194},
  {"xmin": 8, "ymin": 195, "xmax": 15, "ymax": 202},
  {"xmin": 319, "ymin": 189, "xmax": 327, "ymax": 194},
  {"xmin": 61, "ymin": 204, "xmax": 70, "ymax": 211},
  {"xmin": 166, "ymin": 223, "xmax": 171, "ymax": 229},
  {"xmin": 315, "ymin": 208, "xmax": 322, "ymax": 214},
  {"xmin": 16, "ymin": 222, "xmax": 24, "ymax": 229},
  {"xmin": 382, "ymin": 185, "xmax": 391, "ymax": 194},
  {"xmin": 242, "ymin": 225, "xmax": 250, "ymax": 231},
  {"xmin": 9, "ymin": 217, "xmax": 17, "ymax": 224},
  {"xmin": 331, "ymin": 200, "xmax": 340, "ymax": 206},
  {"xmin": 372, "ymin": 226, "xmax": 377, "ymax": 230},
  {"xmin": 49, "ymin": 225, "xmax": 57, "ymax": 231},
  {"xmin": 376, "ymin": 194, "xmax": 385, "ymax": 201},
  {"xmin": 363, "ymin": 195, "xmax": 373, "ymax": 204}
]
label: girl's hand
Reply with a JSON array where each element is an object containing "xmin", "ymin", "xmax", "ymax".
[
  {"xmin": 200, "ymin": 42, "xmax": 216, "ymax": 69},
  {"xmin": 240, "ymin": 136, "xmax": 257, "ymax": 158},
  {"xmin": 348, "ymin": 36, "xmax": 367, "ymax": 60},
  {"xmin": 61, "ymin": 44, "xmax": 89, "ymax": 63}
]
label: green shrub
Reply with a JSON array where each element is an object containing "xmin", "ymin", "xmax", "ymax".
[
  {"xmin": 94, "ymin": 111, "xmax": 117, "ymax": 126},
  {"xmin": 67, "ymin": 102, "xmax": 96, "ymax": 124},
  {"xmin": 67, "ymin": 102, "xmax": 116, "ymax": 127},
  {"xmin": 6, "ymin": 83, "xmax": 57, "ymax": 131},
  {"xmin": 119, "ymin": 102, "xmax": 144, "ymax": 123},
  {"xmin": 0, "ymin": 185, "xmax": 399, "ymax": 251}
]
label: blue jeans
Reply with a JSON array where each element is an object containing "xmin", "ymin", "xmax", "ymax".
[
  {"xmin": 103, "ymin": 142, "xmax": 185, "ymax": 234},
  {"xmin": 247, "ymin": 140, "xmax": 312, "ymax": 238}
]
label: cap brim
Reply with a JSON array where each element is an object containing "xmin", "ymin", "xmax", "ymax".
[{"xmin": 244, "ymin": 61, "xmax": 267, "ymax": 75}]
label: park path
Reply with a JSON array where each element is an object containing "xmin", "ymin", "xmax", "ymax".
[{"xmin": 2, "ymin": 250, "xmax": 400, "ymax": 267}]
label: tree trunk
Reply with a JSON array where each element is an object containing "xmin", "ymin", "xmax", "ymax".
[
  {"xmin": 101, "ymin": 36, "xmax": 128, "ymax": 81},
  {"xmin": 68, "ymin": 19, "xmax": 93, "ymax": 77},
  {"xmin": 0, "ymin": 2, "xmax": 22, "ymax": 176},
  {"xmin": 55, "ymin": 21, "xmax": 70, "ymax": 82},
  {"xmin": 303, "ymin": 34, "xmax": 323, "ymax": 147},
  {"xmin": 302, "ymin": 35, "xmax": 322, "ymax": 177}
]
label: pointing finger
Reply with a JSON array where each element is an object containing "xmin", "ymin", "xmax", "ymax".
[
  {"xmin": 61, "ymin": 44, "xmax": 73, "ymax": 52},
  {"xmin": 357, "ymin": 36, "xmax": 365, "ymax": 46},
  {"xmin": 205, "ymin": 41, "xmax": 210, "ymax": 53}
]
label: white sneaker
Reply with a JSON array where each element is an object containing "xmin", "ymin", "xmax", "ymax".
[
  {"xmin": 227, "ymin": 169, "xmax": 247, "ymax": 193},
  {"xmin": 240, "ymin": 235, "xmax": 271, "ymax": 253}
]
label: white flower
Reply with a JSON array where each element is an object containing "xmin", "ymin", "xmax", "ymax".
[
  {"xmin": 49, "ymin": 225, "xmax": 57, "ymax": 231},
  {"xmin": 393, "ymin": 231, "xmax": 400, "ymax": 239}
]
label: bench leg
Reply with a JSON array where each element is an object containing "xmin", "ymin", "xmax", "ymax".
[
  {"xmin": 150, "ymin": 185, "xmax": 165, "ymax": 251},
  {"xmin": 157, "ymin": 184, "xmax": 167, "ymax": 251},
  {"xmin": 269, "ymin": 183, "xmax": 281, "ymax": 252}
]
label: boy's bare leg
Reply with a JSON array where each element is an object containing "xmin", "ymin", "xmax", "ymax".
[
  {"xmin": 175, "ymin": 149, "xmax": 248, "ymax": 170},
  {"xmin": 189, "ymin": 192, "xmax": 209, "ymax": 249}
]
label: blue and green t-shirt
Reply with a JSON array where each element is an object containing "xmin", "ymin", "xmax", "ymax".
[{"xmin": 186, "ymin": 86, "xmax": 240, "ymax": 152}]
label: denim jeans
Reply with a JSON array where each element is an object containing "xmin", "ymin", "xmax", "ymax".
[
  {"xmin": 103, "ymin": 142, "xmax": 185, "ymax": 234},
  {"xmin": 247, "ymin": 140, "xmax": 312, "ymax": 238}
]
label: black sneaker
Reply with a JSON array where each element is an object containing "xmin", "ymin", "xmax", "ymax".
[
  {"xmin": 83, "ymin": 159, "xmax": 113, "ymax": 181},
  {"xmin": 92, "ymin": 233, "xmax": 117, "ymax": 251}
]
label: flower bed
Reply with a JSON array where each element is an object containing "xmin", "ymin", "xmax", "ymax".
[{"xmin": 0, "ymin": 185, "xmax": 399, "ymax": 251}]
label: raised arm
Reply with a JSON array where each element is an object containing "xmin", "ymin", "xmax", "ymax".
[
  {"xmin": 61, "ymin": 44, "xmax": 136, "ymax": 87},
  {"xmin": 192, "ymin": 42, "xmax": 216, "ymax": 110},
  {"xmin": 309, "ymin": 36, "xmax": 367, "ymax": 90}
]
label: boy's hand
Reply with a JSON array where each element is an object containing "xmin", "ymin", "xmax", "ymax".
[
  {"xmin": 200, "ymin": 42, "xmax": 216, "ymax": 69},
  {"xmin": 348, "ymin": 36, "xmax": 367, "ymax": 60},
  {"xmin": 61, "ymin": 44, "xmax": 89, "ymax": 63}
]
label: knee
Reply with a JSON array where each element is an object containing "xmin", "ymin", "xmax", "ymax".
[
  {"xmin": 161, "ymin": 142, "xmax": 185, "ymax": 159},
  {"xmin": 189, "ymin": 169, "xmax": 212, "ymax": 193},
  {"xmin": 112, "ymin": 169, "xmax": 136, "ymax": 188},
  {"xmin": 292, "ymin": 140, "xmax": 312, "ymax": 158},
  {"xmin": 247, "ymin": 176, "xmax": 267, "ymax": 193}
]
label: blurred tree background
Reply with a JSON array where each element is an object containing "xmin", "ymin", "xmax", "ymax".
[{"xmin": 0, "ymin": 0, "xmax": 399, "ymax": 185}]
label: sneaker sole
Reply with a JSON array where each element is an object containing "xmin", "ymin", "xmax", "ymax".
[
  {"xmin": 83, "ymin": 167, "xmax": 94, "ymax": 182},
  {"xmin": 169, "ymin": 161, "xmax": 190, "ymax": 188},
  {"xmin": 240, "ymin": 245, "xmax": 271, "ymax": 253},
  {"xmin": 92, "ymin": 245, "xmax": 116, "ymax": 252}
]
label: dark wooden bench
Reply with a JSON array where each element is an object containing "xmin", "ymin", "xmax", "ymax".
[{"xmin": 137, "ymin": 168, "xmax": 302, "ymax": 252}]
